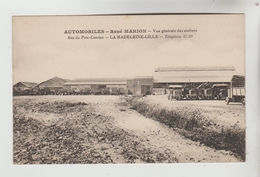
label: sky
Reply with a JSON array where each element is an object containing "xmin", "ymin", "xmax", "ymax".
[{"xmin": 12, "ymin": 14, "xmax": 245, "ymax": 84}]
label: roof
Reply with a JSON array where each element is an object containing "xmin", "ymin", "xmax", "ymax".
[
  {"xmin": 134, "ymin": 76, "xmax": 154, "ymax": 79},
  {"xmin": 66, "ymin": 77, "xmax": 128, "ymax": 85},
  {"xmin": 154, "ymin": 70, "xmax": 236, "ymax": 83},
  {"xmin": 63, "ymin": 82, "xmax": 126, "ymax": 85},
  {"xmin": 13, "ymin": 82, "xmax": 38, "ymax": 88},
  {"xmin": 36, "ymin": 77, "xmax": 67, "ymax": 88},
  {"xmin": 155, "ymin": 66, "xmax": 235, "ymax": 72},
  {"xmin": 72, "ymin": 78, "xmax": 128, "ymax": 82}
]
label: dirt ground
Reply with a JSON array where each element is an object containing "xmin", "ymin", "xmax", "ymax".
[
  {"xmin": 143, "ymin": 95, "xmax": 245, "ymax": 129},
  {"xmin": 13, "ymin": 95, "xmax": 242, "ymax": 164}
]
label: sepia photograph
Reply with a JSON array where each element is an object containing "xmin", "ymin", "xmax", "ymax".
[{"xmin": 12, "ymin": 14, "xmax": 245, "ymax": 164}]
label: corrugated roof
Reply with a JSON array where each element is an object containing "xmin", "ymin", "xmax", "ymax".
[
  {"xmin": 155, "ymin": 66, "xmax": 235, "ymax": 72},
  {"xmin": 154, "ymin": 77, "xmax": 231, "ymax": 83},
  {"xmin": 36, "ymin": 77, "xmax": 67, "ymax": 88},
  {"xmin": 72, "ymin": 78, "xmax": 128, "ymax": 82},
  {"xmin": 64, "ymin": 82, "xmax": 126, "ymax": 85},
  {"xmin": 22, "ymin": 82, "xmax": 38, "ymax": 87},
  {"xmin": 14, "ymin": 82, "xmax": 38, "ymax": 88},
  {"xmin": 154, "ymin": 70, "xmax": 235, "ymax": 83}
]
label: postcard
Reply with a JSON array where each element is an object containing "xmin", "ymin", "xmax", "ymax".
[{"xmin": 12, "ymin": 14, "xmax": 245, "ymax": 164}]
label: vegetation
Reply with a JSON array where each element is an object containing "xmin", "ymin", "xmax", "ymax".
[
  {"xmin": 128, "ymin": 98, "xmax": 245, "ymax": 161},
  {"xmin": 13, "ymin": 99, "xmax": 179, "ymax": 164}
]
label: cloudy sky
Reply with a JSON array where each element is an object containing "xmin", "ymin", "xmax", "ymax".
[{"xmin": 12, "ymin": 15, "xmax": 244, "ymax": 84}]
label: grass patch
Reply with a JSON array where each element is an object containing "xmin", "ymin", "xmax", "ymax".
[{"xmin": 128, "ymin": 99, "xmax": 245, "ymax": 161}]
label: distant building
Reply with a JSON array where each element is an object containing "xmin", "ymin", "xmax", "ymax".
[
  {"xmin": 63, "ymin": 78, "xmax": 128, "ymax": 95},
  {"xmin": 34, "ymin": 77, "xmax": 68, "ymax": 94},
  {"xmin": 127, "ymin": 76, "xmax": 154, "ymax": 95},
  {"xmin": 13, "ymin": 82, "xmax": 38, "ymax": 96},
  {"xmin": 155, "ymin": 66, "xmax": 235, "ymax": 72},
  {"xmin": 154, "ymin": 66, "xmax": 235, "ymax": 83},
  {"xmin": 14, "ymin": 66, "xmax": 238, "ymax": 96},
  {"xmin": 13, "ymin": 81, "xmax": 38, "ymax": 91},
  {"xmin": 64, "ymin": 77, "xmax": 154, "ymax": 95},
  {"xmin": 154, "ymin": 66, "xmax": 235, "ymax": 85},
  {"xmin": 152, "ymin": 66, "xmax": 236, "ymax": 95}
]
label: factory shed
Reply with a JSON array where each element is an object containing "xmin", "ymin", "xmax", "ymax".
[
  {"xmin": 155, "ymin": 66, "xmax": 235, "ymax": 72},
  {"xmin": 154, "ymin": 66, "xmax": 236, "ymax": 84},
  {"xmin": 71, "ymin": 78, "xmax": 128, "ymax": 83},
  {"xmin": 152, "ymin": 66, "xmax": 237, "ymax": 95},
  {"xmin": 63, "ymin": 78, "xmax": 128, "ymax": 95},
  {"xmin": 63, "ymin": 81, "xmax": 126, "ymax": 86},
  {"xmin": 64, "ymin": 78, "xmax": 128, "ymax": 86},
  {"xmin": 13, "ymin": 82, "xmax": 38, "ymax": 95},
  {"xmin": 34, "ymin": 77, "xmax": 68, "ymax": 94},
  {"xmin": 13, "ymin": 82, "xmax": 38, "ymax": 91}
]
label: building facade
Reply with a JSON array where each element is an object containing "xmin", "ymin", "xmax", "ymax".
[
  {"xmin": 127, "ymin": 76, "xmax": 154, "ymax": 95},
  {"xmin": 13, "ymin": 82, "xmax": 38, "ymax": 91},
  {"xmin": 14, "ymin": 66, "xmax": 238, "ymax": 96}
]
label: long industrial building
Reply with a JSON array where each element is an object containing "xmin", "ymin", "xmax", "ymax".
[
  {"xmin": 152, "ymin": 66, "xmax": 236, "ymax": 95},
  {"xmin": 63, "ymin": 78, "xmax": 128, "ymax": 95},
  {"xmin": 13, "ymin": 66, "xmax": 238, "ymax": 95}
]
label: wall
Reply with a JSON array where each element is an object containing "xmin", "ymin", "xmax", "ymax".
[{"xmin": 133, "ymin": 77, "xmax": 154, "ymax": 95}]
